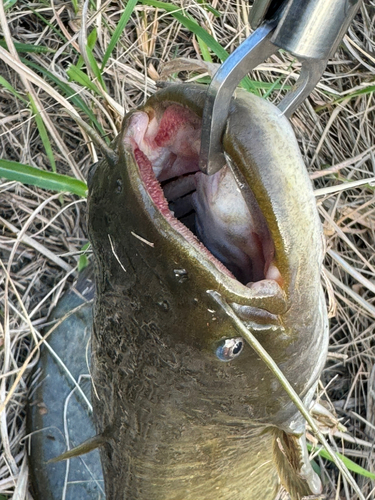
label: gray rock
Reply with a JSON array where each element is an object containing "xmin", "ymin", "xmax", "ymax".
[{"xmin": 28, "ymin": 268, "xmax": 105, "ymax": 500}]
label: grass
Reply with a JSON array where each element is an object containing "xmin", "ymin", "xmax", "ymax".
[
  {"xmin": 0, "ymin": 159, "xmax": 87, "ymax": 196},
  {"xmin": 0, "ymin": 1, "xmax": 375, "ymax": 499}
]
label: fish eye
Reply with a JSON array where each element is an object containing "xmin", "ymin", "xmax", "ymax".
[{"xmin": 216, "ymin": 337, "xmax": 244, "ymax": 362}]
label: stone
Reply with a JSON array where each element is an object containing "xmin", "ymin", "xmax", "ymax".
[{"xmin": 27, "ymin": 268, "xmax": 104, "ymax": 500}]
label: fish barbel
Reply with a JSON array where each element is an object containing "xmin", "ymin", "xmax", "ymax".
[{"xmin": 87, "ymin": 84, "xmax": 329, "ymax": 500}]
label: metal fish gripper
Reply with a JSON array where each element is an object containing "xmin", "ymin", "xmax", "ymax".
[{"xmin": 199, "ymin": 0, "xmax": 362, "ymax": 176}]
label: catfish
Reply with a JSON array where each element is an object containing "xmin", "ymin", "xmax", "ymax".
[{"xmin": 87, "ymin": 84, "xmax": 328, "ymax": 500}]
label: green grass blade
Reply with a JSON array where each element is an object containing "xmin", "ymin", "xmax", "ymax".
[
  {"xmin": 263, "ymin": 59, "xmax": 295, "ymax": 100},
  {"xmin": 140, "ymin": 0, "xmax": 258, "ymax": 93},
  {"xmin": 196, "ymin": 0, "xmax": 220, "ymax": 17},
  {"xmin": 141, "ymin": 0, "xmax": 228, "ymax": 59},
  {"xmin": 78, "ymin": 253, "xmax": 89, "ymax": 271},
  {"xmin": 0, "ymin": 39, "xmax": 56, "ymax": 53},
  {"xmin": 186, "ymin": 12, "xmax": 212, "ymax": 63},
  {"xmin": 310, "ymin": 459, "xmax": 321, "ymax": 475},
  {"xmin": 174, "ymin": 13, "xmax": 229, "ymax": 60},
  {"xmin": 192, "ymin": 75, "xmax": 290, "ymax": 91},
  {"xmin": 27, "ymin": 8, "xmax": 70, "ymax": 45},
  {"xmin": 78, "ymin": 242, "xmax": 90, "ymax": 271},
  {"xmin": 196, "ymin": 35, "xmax": 212, "ymax": 63},
  {"xmin": 23, "ymin": 59, "xmax": 108, "ymax": 140},
  {"xmin": 316, "ymin": 84, "xmax": 375, "ymax": 111},
  {"xmin": 101, "ymin": 0, "xmax": 139, "ymax": 69},
  {"xmin": 0, "ymin": 160, "xmax": 87, "ymax": 197},
  {"xmin": 4, "ymin": 0, "xmax": 17, "ymax": 10},
  {"xmin": 29, "ymin": 94, "xmax": 57, "ymax": 173},
  {"xmin": 71, "ymin": 0, "xmax": 79, "ymax": 15},
  {"xmin": 67, "ymin": 65, "xmax": 102, "ymax": 95},
  {"xmin": 29, "ymin": 6, "xmax": 77, "ymax": 46},
  {"xmin": 86, "ymin": 47, "xmax": 107, "ymax": 90},
  {"xmin": 308, "ymin": 444, "xmax": 375, "ymax": 479},
  {"xmin": 77, "ymin": 27, "xmax": 98, "ymax": 71},
  {"xmin": 79, "ymin": 27, "xmax": 107, "ymax": 90},
  {"xmin": 0, "ymin": 75, "xmax": 28, "ymax": 104},
  {"xmin": 342, "ymin": 84, "xmax": 375, "ymax": 99}
]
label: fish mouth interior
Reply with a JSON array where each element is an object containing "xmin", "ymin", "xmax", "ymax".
[{"xmin": 123, "ymin": 103, "xmax": 281, "ymax": 287}]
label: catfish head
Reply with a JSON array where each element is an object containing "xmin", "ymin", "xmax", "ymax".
[{"xmin": 88, "ymin": 84, "xmax": 328, "ymax": 500}]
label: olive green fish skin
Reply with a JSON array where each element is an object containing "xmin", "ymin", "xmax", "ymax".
[{"xmin": 87, "ymin": 84, "xmax": 328, "ymax": 499}]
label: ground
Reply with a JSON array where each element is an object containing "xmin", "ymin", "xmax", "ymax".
[{"xmin": 0, "ymin": 1, "xmax": 375, "ymax": 499}]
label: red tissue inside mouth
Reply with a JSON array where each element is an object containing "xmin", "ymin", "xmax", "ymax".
[
  {"xmin": 133, "ymin": 144, "xmax": 234, "ymax": 278},
  {"xmin": 133, "ymin": 147, "xmax": 173, "ymax": 220},
  {"xmin": 154, "ymin": 106, "xmax": 187, "ymax": 146}
]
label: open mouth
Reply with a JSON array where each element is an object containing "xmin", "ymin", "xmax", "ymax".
[{"xmin": 123, "ymin": 102, "xmax": 281, "ymax": 288}]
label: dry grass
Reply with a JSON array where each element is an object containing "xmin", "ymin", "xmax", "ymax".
[{"xmin": 0, "ymin": 0, "xmax": 375, "ymax": 498}]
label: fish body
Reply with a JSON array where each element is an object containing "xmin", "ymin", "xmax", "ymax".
[{"xmin": 87, "ymin": 84, "xmax": 328, "ymax": 499}]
